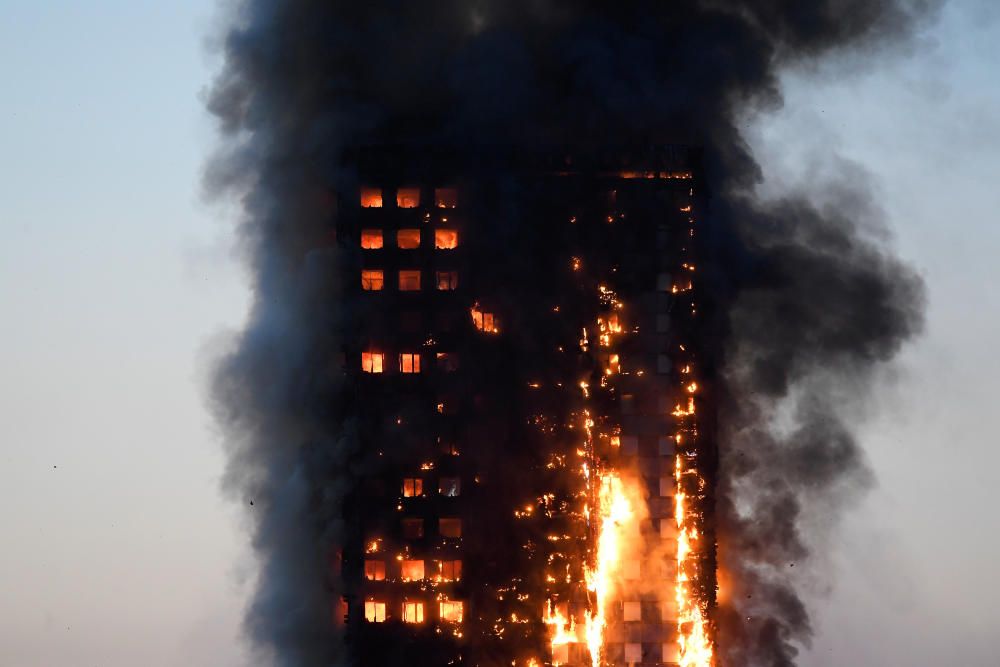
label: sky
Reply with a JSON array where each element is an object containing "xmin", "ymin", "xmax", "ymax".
[{"xmin": 0, "ymin": 2, "xmax": 997, "ymax": 666}]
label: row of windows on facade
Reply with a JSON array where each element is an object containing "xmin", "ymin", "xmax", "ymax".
[
  {"xmin": 361, "ymin": 269, "xmax": 457, "ymax": 291},
  {"xmin": 402, "ymin": 477, "xmax": 459, "ymax": 497},
  {"xmin": 394, "ymin": 517, "xmax": 462, "ymax": 539},
  {"xmin": 361, "ymin": 187, "xmax": 458, "ymax": 210},
  {"xmin": 363, "ymin": 600, "xmax": 463, "ymax": 624},
  {"xmin": 364, "ymin": 558, "xmax": 462, "ymax": 582},
  {"xmin": 551, "ymin": 640, "xmax": 682, "ymax": 665},
  {"xmin": 361, "ymin": 228, "xmax": 458, "ymax": 250},
  {"xmin": 361, "ymin": 352, "xmax": 460, "ymax": 374}
]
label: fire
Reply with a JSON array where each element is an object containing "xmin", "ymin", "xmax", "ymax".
[{"xmin": 584, "ymin": 472, "xmax": 632, "ymax": 667}]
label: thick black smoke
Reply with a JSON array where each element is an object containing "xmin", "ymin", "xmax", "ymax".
[{"xmin": 206, "ymin": 2, "xmax": 933, "ymax": 665}]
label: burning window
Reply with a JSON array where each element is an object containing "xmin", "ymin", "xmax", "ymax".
[
  {"xmin": 663, "ymin": 642, "xmax": 681, "ymax": 664},
  {"xmin": 397, "ymin": 229, "xmax": 421, "ymax": 249},
  {"xmin": 401, "ymin": 559, "xmax": 425, "ymax": 581},
  {"xmin": 402, "ymin": 478, "xmax": 423, "ymax": 497},
  {"xmin": 439, "ymin": 600, "xmax": 463, "ymax": 623},
  {"xmin": 361, "ymin": 352, "xmax": 384, "ymax": 373},
  {"xmin": 470, "ymin": 306, "xmax": 499, "ymax": 333},
  {"xmin": 439, "ymin": 518, "xmax": 461, "ymax": 538},
  {"xmin": 360, "ymin": 229, "xmax": 383, "ymax": 249},
  {"xmin": 436, "ymin": 352, "xmax": 459, "ymax": 372},
  {"xmin": 624, "ymin": 560, "xmax": 640, "ymax": 580},
  {"xmin": 361, "ymin": 270, "xmax": 384, "ymax": 291},
  {"xmin": 624, "ymin": 643, "xmax": 643, "ymax": 662},
  {"xmin": 436, "ymin": 560, "xmax": 462, "ymax": 582},
  {"xmin": 399, "ymin": 270, "xmax": 421, "ymax": 291},
  {"xmin": 436, "ymin": 270, "xmax": 458, "ymax": 290},
  {"xmin": 402, "ymin": 518, "xmax": 424, "ymax": 539},
  {"xmin": 438, "ymin": 477, "xmax": 460, "ymax": 497},
  {"xmin": 364, "ymin": 560, "xmax": 386, "ymax": 581},
  {"xmin": 435, "ymin": 187, "xmax": 457, "ymax": 209},
  {"xmin": 399, "ymin": 353, "xmax": 421, "ymax": 373},
  {"xmin": 396, "ymin": 187, "xmax": 420, "ymax": 208},
  {"xmin": 360, "ymin": 188, "xmax": 383, "ymax": 208},
  {"xmin": 364, "ymin": 601, "xmax": 386, "ymax": 623},
  {"xmin": 434, "ymin": 229, "xmax": 458, "ymax": 249},
  {"xmin": 623, "ymin": 601, "xmax": 642, "ymax": 622},
  {"xmin": 659, "ymin": 519, "xmax": 677, "ymax": 539},
  {"xmin": 402, "ymin": 601, "xmax": 425, "ymax": 623}
]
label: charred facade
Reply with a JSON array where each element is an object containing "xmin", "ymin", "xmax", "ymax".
[{"xmin": 335, "ymin": 147, "xmax": 717, "ymax": 666}]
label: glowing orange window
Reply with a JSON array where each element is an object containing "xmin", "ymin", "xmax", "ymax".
[
  {"xmin": 396, "ymin": 187, "xmax": 420, "ymax": 208},
  {"xmin": 361, "ymin": 352, "xmax": 384, "ymax": 373},
  {"xmin": 361, "ymin": 270, "xmax": 384, "ymax": 291},
  {"xmin": 399, "ymin": 353, "xmax": 421, "ymax": 373},
  {"xmin": 471, "ymin": 307, "xmax": 499, "ymax": 333},
  {"xmin": 439, "ymin": 518, "xmax": 461, "ymax": 538},
  {"xmin": 401, "ymin": 559, "xmax": 425, "ymax": 581},
  {"xmin": 439, "ymin": 600, "xmax": 463, "ymax": 623},
  {"xmin": 364, "ymin": 560, "xmax": 385, "ymax": 581},
  {"xmin": 436, "ymin": 560, "xmax": 462, "ymax": 582},
  {"xmin": 402, "ymin": 478, "xmax": 423, "ymax": 497},
  {"xmin": 396, "ymin": 229, "xmax": 420, "ymax": 249},
  {"xmin": 402, "ymin": 601, "xmax": 425, "ymax": 623},
  {"xmin": 360, "ymin": 229, "xmax": 383, "ymax": 249},
  {"xmin": 399, "ymin": 270, "xmax": 421, "ymax": 291},
  {"xmin": 364, "ymin": 601, "xmax": 386, "ymax": 622},
  {"xmin": 360, "ymin": 188, "xmax": 383, "ymax": 208},
  {"xmin": 434, "ymin": 229, "xmax": 458, "ymax": 249},
  {"xmin": 435, "ymin": 188, "xmax": 457, "ymax": 208},
  {"xmin": 436, "ymin": 270, "xmax": 458, "ymax": 290}
]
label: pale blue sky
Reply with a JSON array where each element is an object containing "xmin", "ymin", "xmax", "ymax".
[{"xmin": 0, "ymin": 2, "xmax": 997, "ymax": 666}]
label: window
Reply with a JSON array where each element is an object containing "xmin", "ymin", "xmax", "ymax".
[
  {"xmin": 434, "ymin": 229, "xmax": 458, "ymax": 249},
  {"xmin": 361, "ymin": 270, "xmax": 384, "ymax": 291},
  {"xmin": 624, "ymin": 642, "xmax": 642, "ymax": 662},
  {"xmin": 360, "ymin": 229, "xmax": 383, "ymax": 249},
  {"xmin": 364, "ymin": 601, "xmax": 386, "ymax": 623},
  {"xmin": 396, "ymin": 187, "xmax": 420, "ymax": 208},
  {"xmin": 471, "ymin": 306, "xmax": 499, "ymax": 333},
  {"xmin": 402, "ymin": 601, "xmax": 425, "ymax": 623},
  {"xmin": 397, "ymin": 229, "xmax": 420, "ymax": 249},
  {"xmin": 438, "ymin": 477, "xmax": 460, "ymax": 497},
  {"xmin": 399, "ymin": 270, "xmax": 421, "ymax": 291},
  {"xmin": 439, "ymin": 518, "xmax": 461, "ymax": 538},
  {"xmin": 660, "ymin": 477, "xmax": 673, "ymax": 497},
  {"xmin": 361, "ymin": 352, "xmax": 384, "ymax": 373},
  {"xmin": 436, "ymin": 560, "xmax": 462, "ymax": 582},
  {"xmin": 436, "ymin": 270, "xmax": 458, "ymax": 290},
  {"xmin": 623, "ymin": 601, "xmax": 642, "ymax": 622},
  {"xmin": 364, "ymin": 560, "xmax": 386, "ymax": 581},
  {"xmin": 402, "ymin": 478, "xmax": 423, "ymax": 497},
  {"xmin": 436, "ymin": 352, "xmax": 459, "ymax": 372},
  {"xmin": 435, "ymin": 188, "xmax": 458, "ymax": 209},
  {"xmin": 402, "ymin": 518, "xmax": 424, "ymax": 539},
  {"xmin": 401, "ymin": 559, "xmax": 425, "ymax": 581},
  {"xmin": 439, "ymin": 600, "xmax": 463, "ymax": 623},
  {"xmin": 621, "ymin": 435, "xmax": 638, "ymax": 455},
  {"xmin": 660, "ymin": 519, "xmax": 677, "ymax": 539},
  {"xmin": 663, "ymin": 642, "xmax": 681, "ymax": 664},
  {"xmin": 360, "ymin": 188, "xmax": 383, "ymax": 208},
  {"xmin": 399, "ymin": 353, "xmax": 421, "ymax": 373},
  {"xmin": 658, "ymin": 436, "xmax": 674, "ymax": 456},
  {"xmin": 624, "ymin": 560, "xmax": 640, "ymax": 580}
]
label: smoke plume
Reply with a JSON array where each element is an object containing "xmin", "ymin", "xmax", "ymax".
[{"xmin": 206, "ymin": 1, "xmax": 934, "ymax": 664}]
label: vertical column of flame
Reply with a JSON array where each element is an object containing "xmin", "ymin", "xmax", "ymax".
[{"xmin": 584, "ymin": 472, "xmax": 631, "ymax": 667}]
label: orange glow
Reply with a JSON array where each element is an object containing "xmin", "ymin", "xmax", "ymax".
[
  {"xmin": 471, "ymin": 304, "xmax": 500, "ymax": 333},
  {"xmin": 435, "ymin": 560, "xmax": 462, "ymax": 582},
  {"xmin": 435, "ymin": 228, "xmax": 459, "ymax": 249},
  {"xmin": 361, "ymin": 351, "xmax": 384, "ymax": 373},
  {"xmin": 436, "ymin": 270, "xmax": 459, "ymax": 290},
  {"xmin": 398, "ymin": 270, "xmax": 421, "ymax": 291},
  {"xmin": 439, "ymin": 600, "xmax": 463, "ymax": 623},
  {"xmin": 397, "ymin": 229, "xmax": 421, "ymax": 249},
  {"xmin": 435, "ymin": 187, "xmax": 458, "ymax": 209},
  {"xmin": 360, "ymin": 270, "xmax": 384, "ymax": 291},
  {"xmin": 364, "ymin": 600, "xmax": 386, "ymax": 622},
  {"xmin": 399, "ymin": 353, "xmax": 421, "ymax": 373},
  {"xmin": 364, "ymin": 560, "xmax": 385, "ymax": 581},
  {"xmin": 402, "ymin": 601, "xmax": 425, "ymax": 623},
  {"xmin": 360, "ymin": 188, "xmax": 383, "ymax": 208},
  {"xmin": 360, "ymin": 229, "xmax": 383, "ymax": 249},
  {"xmin": 402, "ymin": 478, "xmax": 422, "ymax": 497},
  {"xmin": 401, "ymin": 560, "xmax": 425, "ymax": 581},
  {"xmin": 396, "ymin": 187, "xmax": 420, "ymax": 208}
]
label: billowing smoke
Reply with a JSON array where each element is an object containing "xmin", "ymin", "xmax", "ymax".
[{"xmin": 206, "ymin": 2, "xmax": 933, "ymax": 665}]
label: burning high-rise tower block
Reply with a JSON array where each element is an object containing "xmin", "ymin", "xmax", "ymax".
[{"xmin": 333, "ymin": 147, "xmax": 717, "ymax": 667}]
